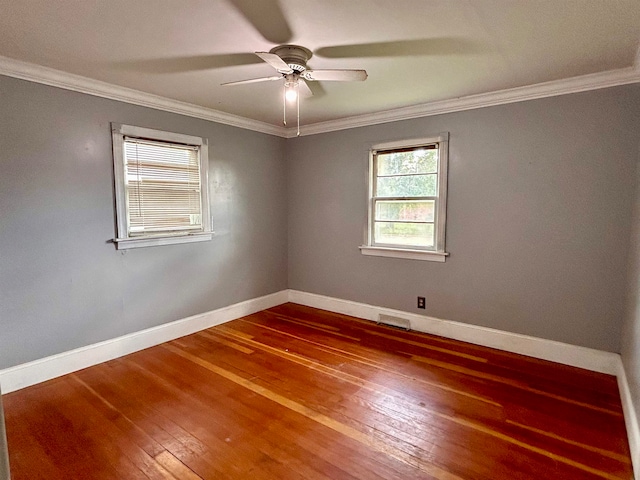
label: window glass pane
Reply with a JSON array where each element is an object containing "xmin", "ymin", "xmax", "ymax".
[
  {"xmin": 375, "ymin": 200, "xmax": 434, "ymax": 222},
  {"xmin": 374, "ymin": 222, "xmax": 434, "ymax": 247},
  {"xmin": 377, "ymin": 148, "xmax": 438, "ymax": 176},
  {"xmin": 376, "ymin": 174, "xmax": 437, "ymax": 197}
]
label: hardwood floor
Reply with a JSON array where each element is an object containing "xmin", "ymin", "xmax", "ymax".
[{"xmin": 3, "ymin": 303, "xmax": 633, "ymax": 479}]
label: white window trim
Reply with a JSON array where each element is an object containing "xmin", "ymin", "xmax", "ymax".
[
  {"xmin": 111, "ymin": 123, "xmax": 212, "ymax": 250},
  {"xmin": 359, "ymin": 246, "xmax": 448, "ymax": 262},
  {"xmin": 360, "ymin": 133, "xmax": 450, "ymax": 262}
]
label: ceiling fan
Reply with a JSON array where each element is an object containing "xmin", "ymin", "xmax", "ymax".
[
  {"xmin": 116, "ymin": 1, "xmax": 481, "ymax": 131},
  {"xmin": 221, "ymin": 44, "xmax": 368, "ymax": 134}
]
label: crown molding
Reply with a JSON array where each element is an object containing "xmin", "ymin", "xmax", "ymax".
[
  {"xmin": 0, "ymin": 55, "xmax": 288, "ymax": 138},
  {"xmin": 2, "ymin": 55, "xmax": 639, "ymax": 140},
  {"xmin": 286, "ymin": 67, "xmax": 640, "ymax": 138}
]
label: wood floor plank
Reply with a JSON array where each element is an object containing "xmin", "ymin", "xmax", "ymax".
[
  {"xmin": 408, "ymin": 353, "xmax": 621, "ymax": 416},
  {"xmin": 194, "ymin": 321, "xmax": 630, "ymax": 478},
  {"xmin": 195, "ymin": 316, "xmax": 632, "ymax": 476},
  {"xmin": 130, "ymin": 344, "xmax": 414, "ymax": 480},
  {"xmin": 224, "ymin": 315, "xmax": 627, "ymax": 457},
  {"xmin": 236, "ymin": 310, "xmax": 629, "ymax": 455},
  {"xmin": 3, "ymin": 302, "xmax": 633, "ymax": 479},
  {"xmin": 224, "ymin": 319, "xmax": 504, "ymax": 407},
  {"xmin": 161, "ymin": 343, "xmax": 464, "ymax": 480},
  {"xmin": 270, "ymin": 303, "xmax": 620, "ymax": 399},
  {"xmin": 154, "ymin": 452, "xmax": 202, "ymax": 480}
]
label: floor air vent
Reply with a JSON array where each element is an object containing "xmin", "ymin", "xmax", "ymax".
[{"xmin": 377, "ymin": 314, "xmax": 411, "ymax": 331}]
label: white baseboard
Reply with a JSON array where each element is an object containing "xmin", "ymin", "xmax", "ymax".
[
  {"xmin": 0, "ymin": 286, "xmax": 625, "ymax": 388},
  {"xmin": 0, "ymin": 290, "xmax": 288, "ymax": 394},
  {"xmin": 288, "ymin": 290, "xmax": 620, "ymax": 375},
  {"xmin": 617, "ymin": 358, "xmax": 640, "ymax": 477},
  {"xmin": 0, "ymin": 289, "xmax": 622, "ymax": 391}
]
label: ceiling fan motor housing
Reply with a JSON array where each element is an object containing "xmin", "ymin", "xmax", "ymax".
[{"xmin": 269, "ymin": 45, "xmax": 312, "ymax": 73}]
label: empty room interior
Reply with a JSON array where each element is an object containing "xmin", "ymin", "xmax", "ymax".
[{"xmin": 2, "ymin": 1, "xmax": 640, "ymax": 479}]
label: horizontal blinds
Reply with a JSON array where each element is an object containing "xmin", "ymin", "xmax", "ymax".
[{"xmin": 124, "ymin": 138, "xmax": 203, "ymax": 236}]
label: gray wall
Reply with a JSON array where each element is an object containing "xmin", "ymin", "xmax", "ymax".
[
  {"xmin": 287, "ymin": 85, "xmax": 640, "ymax": 352},
  {"xmin": 622, "ymin": 133, "xmax": 640, "ymax": 435},
  {"xmin": 0, "ymin": 75, "xmax": 288, "ymax": 369},
  {"xmin": 1, "ymin": 74, "xmax": 638, "ymax": 371}
]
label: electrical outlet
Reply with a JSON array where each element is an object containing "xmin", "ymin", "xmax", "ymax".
[{"xmin": 417, "ymin": 296, "xmax": 426, "ymax": 309}]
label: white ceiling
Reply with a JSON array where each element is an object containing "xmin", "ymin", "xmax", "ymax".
[{"xmin": 1, "ymin": 0, "xmax": 639, "ymax": 129}]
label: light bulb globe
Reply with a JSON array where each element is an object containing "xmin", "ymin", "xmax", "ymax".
[{"xmin": 285, "ymin": 88, "xmax": 298, "ymax": 102}]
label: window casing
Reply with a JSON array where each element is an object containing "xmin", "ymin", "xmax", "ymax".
[
  {"xmin": 361, "ymin": 133, "xmax": 449, "ymax": 262},
  {"xmin": 111, "ymin": 123, "xmax": 212, "ymax": 249}
]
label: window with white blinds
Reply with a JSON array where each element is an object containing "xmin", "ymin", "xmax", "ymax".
[{"xmin": 112, "ymin": 124, "xmax": 211, "ymax": 249}]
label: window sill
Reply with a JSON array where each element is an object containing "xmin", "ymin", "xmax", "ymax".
[
  {"xmin": 114, "ymin": 232, "xmax": 213, "ymax": 250},
  {"xmin": 359, "ymin": 245, "xmax": 448, "ymax": 262}
]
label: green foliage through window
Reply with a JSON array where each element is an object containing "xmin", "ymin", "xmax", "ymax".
[
  {"xmin": 377, "ymin": 174, "xmax": 437, "ymax": 197},
  {"xmin": 377, "ymin": 149, "xmax": 438, "ymax": 176}
]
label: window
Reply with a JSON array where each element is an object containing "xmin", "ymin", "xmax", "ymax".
[
  {"xmin": 360, "ymin": 133, "xmax": 449, "ymax": 262},
  {"xmin": 111, "ymin": 123, "xmax": 211, "ymax": 249}
]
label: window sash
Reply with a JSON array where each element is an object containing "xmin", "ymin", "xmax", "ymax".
[{"xmin": 371, "ymin": 197, "xmax": 439, "ymax": 249}]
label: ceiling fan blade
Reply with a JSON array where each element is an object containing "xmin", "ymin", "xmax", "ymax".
[
  {"xmin": 298, "ymin": 79, "xmax": 313, "ymax": 97},
  {"xmin": 304, "ymin": 80, "xmax": 327, "ymax": 98},
  {"xmin": 228, "ymin": 0, "xmax": 292, "ymax": 44},
  {"xmin": 255, "ymin": 52, "xmax": 294, "ymax": 74},
  {"xmin": 112, "ymin": 53, "xmax": 263, "ymax": 73},
  {"xmin": 303, "ymin": 69, "xmax": 368, "ymax": 82},
  {"xmin": 315, "ymin": 38, "xmax": 483, "ymax": 59},
  {"xmin": 221, "ymin": 75, "xmax": 282, "ymax": 86}
]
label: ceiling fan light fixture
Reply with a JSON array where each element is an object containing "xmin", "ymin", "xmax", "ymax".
[
  {"xmin": 282, "ymin": 74, "xmax": 301, "ymax": 135},
  {"xmin": 222, "ymin": 44, "xmax": 367, "ymax": 135}
]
